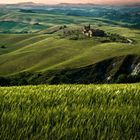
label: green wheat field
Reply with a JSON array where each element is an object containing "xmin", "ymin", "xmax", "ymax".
[{"xmin": 0, "ymin": 84, "xmax": 140, "ymax": 140}]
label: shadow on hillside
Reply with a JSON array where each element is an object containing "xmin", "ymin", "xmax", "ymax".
[{"xmin": 0, "ymin": 55, "xmax": 140, "ymax": 86}]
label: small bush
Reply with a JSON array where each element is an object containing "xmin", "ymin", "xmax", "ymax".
[{"xmin": 1, "ymin": 45, "xmax": 6, "ymax": 49}]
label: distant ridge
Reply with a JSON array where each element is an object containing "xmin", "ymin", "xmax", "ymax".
[
  {"xmin": 58, "ymin": 2, "xmax": 140, "ymax": 7},
  {"xmin": 0, "ymin": 2, "xmax": 43, "ymax": 6},
  {"xmin": 0, "ymin": 2, "xmax": 140, "ymax": 7},
  {"xmin": 16, "ymin": 2, "xmax": 36, "ymax": 5},
  {"xmin": 58, "ymin": 3, "xmax": 99, "ymax": 6}
]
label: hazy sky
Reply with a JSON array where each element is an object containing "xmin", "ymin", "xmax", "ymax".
[{"xmin": 0, "ymin": 0, "xmax": 140, "ymax": 4}]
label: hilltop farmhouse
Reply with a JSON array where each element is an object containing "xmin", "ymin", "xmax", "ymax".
[{"xmin": 82, "ymin": 24, "xmax": 106, "ymax": 37}]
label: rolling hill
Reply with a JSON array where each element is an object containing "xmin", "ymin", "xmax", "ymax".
[{"xmin": 0, "ymin": 5, "xmax": 140, "ymax": 84}]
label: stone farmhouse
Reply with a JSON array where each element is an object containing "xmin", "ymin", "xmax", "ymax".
[{"xmin": 82, "ymin": 24, "xmax": 106, "ymax": 37}]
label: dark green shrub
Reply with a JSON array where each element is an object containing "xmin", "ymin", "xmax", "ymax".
[
  {"xmin": 1, "ymin": 45, "xmax": 6, "ymax": 49},
  {"xmin": 116, "ymin": 74, "xmax": 128, "ymax": 83},
  {"xmin": 0, "ymin": 77, "xmax": 9, "ymax": 86}
]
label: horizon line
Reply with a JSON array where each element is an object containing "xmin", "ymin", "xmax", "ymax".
[
  {"xmin": 0, "ymin": 1, "xmax": 140, "ymax": 5},
  {"xmin": 0, "ymin": 2, "xmax": 140, "ymax": 5}
]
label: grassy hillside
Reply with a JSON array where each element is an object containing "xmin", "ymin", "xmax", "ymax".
[
  {"xmin": 0, "ymin": 7, "xmax": 139, "ymax": 78},
  {"xmin": 0, "ymin": 84, "xmax": 140, "ymax": 140},
  {"xmin": 0, "ymin": 25, "xmax": 140, "ymax": 76}
]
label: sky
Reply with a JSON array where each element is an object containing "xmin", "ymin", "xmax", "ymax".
[{"xmin": 0, "ymin": 0, "xmax": 140, "ymax": 4}]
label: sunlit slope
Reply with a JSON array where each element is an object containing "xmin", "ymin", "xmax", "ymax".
[{"xmin": 0, "ymin": 26, "xmax": 140, "ymax": 76}]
